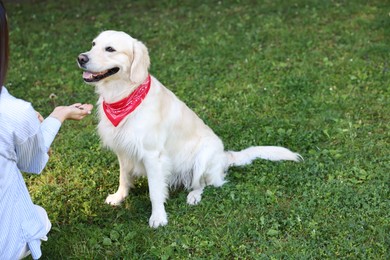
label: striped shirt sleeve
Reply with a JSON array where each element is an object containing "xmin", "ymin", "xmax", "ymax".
[
  {"xmin": 15, "ymin": 106, "xmax": 61, "ymax": 174},
  {"xmin": 41, "ymin": 117, "xmax": 62, "ymax": 152}
]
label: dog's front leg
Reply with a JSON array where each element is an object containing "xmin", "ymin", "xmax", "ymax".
[
  {"xmin": 143, "ymin": 154, "xmax": 169, "ymax": 228},
  {"xmin": 105, "ymin": 153, "xmax": 134, "ymax": 205}
]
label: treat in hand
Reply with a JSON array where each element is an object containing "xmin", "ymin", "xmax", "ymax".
[{"xmin": 50, "ymin": 103, "xmax": 93, "ymax": 123}]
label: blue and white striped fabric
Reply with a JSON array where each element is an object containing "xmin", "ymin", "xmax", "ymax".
[{"xmin": 0, "ymin": 87, "xmax": 61, "ymax": 259}]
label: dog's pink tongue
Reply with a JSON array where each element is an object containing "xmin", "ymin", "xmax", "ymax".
[{"xmin": 83, "ymin": 71, "xmax": 93, "ymax": 79}]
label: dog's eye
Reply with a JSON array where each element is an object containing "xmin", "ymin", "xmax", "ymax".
[
  {"xmin": 105, "ymin": 47, "xmax": 116, "ymax": 52},
  {"xmin": 92, "ymin": 42, "xmax": 95, "ymax": 46}
]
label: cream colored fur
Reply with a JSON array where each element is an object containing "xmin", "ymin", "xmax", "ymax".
[{"xmin": 78, "ymin": 30, "xmax": 302, "ymax": 228}]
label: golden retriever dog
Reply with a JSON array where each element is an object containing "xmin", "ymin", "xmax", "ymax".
[{"xmin": 77, "ymin": 30, "xmax": 302, "ymax": 228}]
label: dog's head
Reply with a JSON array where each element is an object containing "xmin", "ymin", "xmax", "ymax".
[{"xmin": 77, "ymin": 30, "xmax": 150, "ymax": 85}]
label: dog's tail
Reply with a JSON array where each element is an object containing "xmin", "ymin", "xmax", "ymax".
[{"xmin": 226, "ymin": 146, "xmax": 302, "ymax": 167}]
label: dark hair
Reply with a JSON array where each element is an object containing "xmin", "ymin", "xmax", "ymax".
[{"xmin": 0, "ymin": 0, "xmax": 9, "ymax": 91}]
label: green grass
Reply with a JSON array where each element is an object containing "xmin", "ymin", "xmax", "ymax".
[{"xmin": 4, "ymin": 0, "xmax": 389, "ymax": 259}]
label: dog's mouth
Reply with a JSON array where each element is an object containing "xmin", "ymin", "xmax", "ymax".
[{"xmin": 82, "ymin": 67, "xmax": 120, "ymax": 82}]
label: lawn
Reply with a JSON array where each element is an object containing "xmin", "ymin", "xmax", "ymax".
[{"xmin": 4, "ymin": 0, "xmax": 389, "ymax": 259}]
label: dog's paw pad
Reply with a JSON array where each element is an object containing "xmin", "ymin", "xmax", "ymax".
[
  {"xmin": 187, "ymin": 191, "xmax": 202, "ymax": 205},
  {"xmin": 149, "ymin": 213, "xmax": 168, "ymax": 228},
  {"xmin": 105, "ymin": 193, "xmax": 125, "ymax": 205}
]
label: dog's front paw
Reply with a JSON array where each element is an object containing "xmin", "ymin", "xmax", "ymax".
[
  {"xmin": 149, "ymin": 212, "xmax": 168, "ymax": 228},
  {"xmin": 105, "ymin": 192, "xmax": 126, "ymax": 205},
  {"xmin": 187, "ymin": 190, "xmax": 202, "ymax": 205}
]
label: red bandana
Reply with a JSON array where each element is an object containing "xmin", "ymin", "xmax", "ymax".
[{"xmin": 103, "ymin": 75, "xmax": 151, "ymax": 127}]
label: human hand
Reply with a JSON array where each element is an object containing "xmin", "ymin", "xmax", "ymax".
[
  {"xmin": 49, "ymin": 103, "xmax": 93, "ymax": 123},
  {"xmin": 36, "ymin": 111, "xmax": 44, "ymax": 123}
]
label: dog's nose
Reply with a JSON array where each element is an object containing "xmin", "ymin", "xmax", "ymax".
[{"xmin": 77, "ymin": 54, "xmax": 89, "ymax": 66}]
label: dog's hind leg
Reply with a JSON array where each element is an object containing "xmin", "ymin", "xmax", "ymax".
[
  {"xmin": 187, "ymin": 185, "xmax": 205, "ymax": 205},
  {"xmin": 187, "ymin": 163, "xmax": 206, "ymax": 205},
  {"xmin": 105, "ymin": 153, "xmax": 134, "ymax": 205},
  {"xmin": 187, "ymin": 154, "xmax": 226, "ymax": 205}
]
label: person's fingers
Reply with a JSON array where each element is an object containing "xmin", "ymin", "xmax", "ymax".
[
  {"xmin": 75, "ymin": 104, "xmax": 93, "ymax": 114},
  {"xmin": 72, "ymin": 103, "xmax": 82, "ymax": 107},
  {"xmin": 36, "ymin": 111, "xmax": 44, "ymax": 123},
  {"xmin": 78, "ymin": 109, "xmax": 91, "ymax": 116},
  {"xmin": 68, "ymin": 105, "xmax": 93, "ymax": 120},
  {"xmin": 77, "ymin": 104, "xmax": 93, "ymax": 110},
  {"xmin": 51, "ymin": 104, "xmax": 93, "ymax": 121}
]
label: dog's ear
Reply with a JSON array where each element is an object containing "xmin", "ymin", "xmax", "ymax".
[{"xmin": 130, "ymin": 40, "xmax": 150, "ymax": 83}]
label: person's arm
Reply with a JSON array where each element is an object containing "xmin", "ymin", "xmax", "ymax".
[
  {"xmin": 15, "ymin": 112, "xmax": 51, "ymax": 174},
  {"xmin": 40, "ymin": 116, "xmax": 62, "ymax": 152},
  {"xmin": 15, "ymin": 103, "xmax": 92, "ymax": 174}
]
